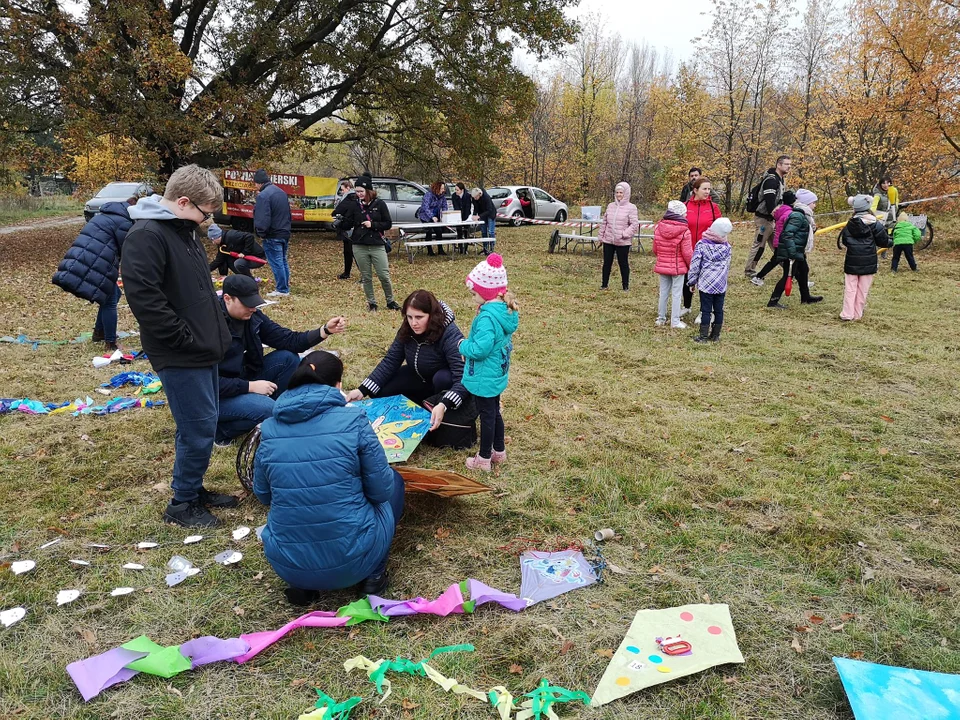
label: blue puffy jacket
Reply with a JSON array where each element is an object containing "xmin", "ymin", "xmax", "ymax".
[
  {"xmin": 253, "ymin": 383, "xmax": 398, "ymax": 591},
  {"xmin": 52, "ymin": 202, "xmax": 132, "ymax": 305},
  {"xmin": 459, "ymin": 301, "xmax": 519, "ymax": 397},
  {"xmin": 253, "ymin": 182, "xmax": 292, "ymax": 240}
]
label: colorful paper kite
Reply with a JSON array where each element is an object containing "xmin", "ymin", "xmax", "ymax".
[
  {"xmin": 0, "ymin": 396, "xmax": 164, "ymax": 417},
  {"xmin": 397, "ymin": 467, "xmax": 492, "ymax": 497},
  {"xmin": 834, "ymin": 657, "xmax": 960, "ymax": 720},
  {"xmin": 519, "ymin": 550, "xmax": 598, "ymax": 606},
  {"xmin": 353, "ymin": 395, "xmax": 431, "ymax": 463},
  {"xmin": 592, "ymin": 603, "xmax": 744, "ymax": 705}
]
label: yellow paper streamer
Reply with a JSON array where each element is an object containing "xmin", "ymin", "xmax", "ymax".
[
  {"xmin": 343, "ymin": 656, "xmax": 391, "ymax": 701},
  {"xmin": 489, "ymin": 686, "xmax": 516, "ymax": 720},
  {"xmin": 297, "ymin": 708, "xmax": 328, "ymax": 720}
]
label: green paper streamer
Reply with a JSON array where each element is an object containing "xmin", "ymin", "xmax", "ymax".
[
  {"xmin": 523, "ymin": 678, "xmax": 591, "ymax": 718},
  {"xmin": 368, "ymin": 645, "xmax": 475, "ymax": 694},
  {"xmin": 314, "ymin": 689, "xmax": 363, "ymax": 720},
  {"xmin": 121, "ymin": 636, "xmax": 192, "ymax": 678},
  {"xmin": 335, "ymin": 598, "xmax": 388, "ymax": 626}
]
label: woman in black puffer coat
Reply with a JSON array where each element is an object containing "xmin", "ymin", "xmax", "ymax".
[{"xmin": 52, "ymin": 198, "xmax": 135, "ymax": 349}]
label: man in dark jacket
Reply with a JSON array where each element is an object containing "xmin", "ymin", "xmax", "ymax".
[
  {"xmin": 216, "ymin": 274, "xmax": 346, "ymax": 444},
  {"xmin": 470, "ymin": 187, "xmax": 497, "ymax": 254},
  {"xmin": 52, "ymin": 197, "xmax": 136, "ymax": 350},
  {"xmin": 452, "ymin": 182, "xmax": 473, "ymax": 253},
  {"xmin": 207, "ymin": 223, "xmax": 265, "ymax": 277},
  {"xmin": 121, "ymin": 165, "xmax": 235, "ymax": 528},
  {"xmin": 333, "ymin": 180, "xmax": 359, "ymax": 280},
  {"xmin": 680, "ymin": 167, "xmax": 722, "ymax": 205},
  {"xmin": 745, "ymin": 155, "xmax": 790, "ymax": 278},
  {"xmin": 252, "ymin": 169, "xmax": 293, "ymax": 297}
]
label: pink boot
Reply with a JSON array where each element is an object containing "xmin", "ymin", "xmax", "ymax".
[
  {"xmin": 491, "ymin": 450, "xmax": 507, "ymax": 465},
  {"xmin": 465, "ymin": 454, "xmax": 492, "ymax": 472}
]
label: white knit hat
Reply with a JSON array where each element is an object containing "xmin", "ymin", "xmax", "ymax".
[
  {"xmin": 709, "ymin": 217, "xmax": 733, "ymax": 237},
  {"xmin": 667, "ymin": 200, "xmax": 687, "ymax": 217},
  {"xmin": 466, "ymin": 253, "xmax": 508, "ymax": 301}
]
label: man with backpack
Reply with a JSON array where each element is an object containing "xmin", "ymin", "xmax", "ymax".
[{"xmin": 744, "ymin": 155, "xmax": 791, "ymax": 278}]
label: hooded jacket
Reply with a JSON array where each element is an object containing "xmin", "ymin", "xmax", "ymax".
[
  {"xmin": 253, "ymin": 383, "xmax": 398, "ymax": 591},
  {"xmin": 653, "ymin": 215, "xmax": 693, "ymax": 276},
  {"xmin": 687, "ymin": 231, "xmax": 732, "ymax": 294},
  {"xmin": 120, "ymin": 196, "xmax": 230, "ymax": 371},
  {"xmin": 459, "ymin": 301, "xmax": 519, "ymax": 398},
  {"xmin": 418, "ymin": 189, "xmax": 448, "ymax": 222},
  {"xmin": 772, "ymin": 203, "xmax": 793, "ymax": 248},
  {"xmin": 209, "ymin": 229, "xmax": 265, "ymax": 274},
  {"xmin": 598, "ymin": 183, "xmax": 639, "ymax": 246},
  {"xmin": 841, "ymin": 214, "xmax": 890, "ymax": 275},
  {"xmin": 253, "ymin": 182, "xmax": 292, "ymax": 240},
  {"xmin": 360, "ymin": 302, "xmax": 469, "ymax": 409},
  {"xmin": 892, "ymin": 220, "xmax": 921, "ymax": 246},
  {"xmin": 756, "ymin": 168, "xmax": 785, "ymax": 219},
  {"xmin": 217, "ymin": 297, "xmax": 325, "ymax": 399},
  {"xmin": 52, "ymin": 202, "xmax": 132, "ymax": 305},
  {"xmin": 776, "ymin": 202, "xmax": 815, "ymax": 261},
  {"xmin": 685, "ymin": 197, "xmax": 721, "ymax": 247}
]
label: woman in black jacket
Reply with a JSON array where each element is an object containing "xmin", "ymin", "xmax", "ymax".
[
  {"xmin": 349, "ymin": 174, "xmax": 399, "ymax": 311},
  {"xmin": 334, "ymin": 180, "xmax": 359, "ymax": 279},
  {"xmin": 345, "ymin": 289, "xmax": 470, "ymax": 430}
]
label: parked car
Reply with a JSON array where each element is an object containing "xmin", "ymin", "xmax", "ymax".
[
  {"xmin": 488, "ymin": 186, "xmax": 568, "ymax": 226},
  {"xmin": 83, "ymin": 182, "xmax": 152, "ymax": 220},
  {"xmin": 341, "ymin": 176, "xmax": 430, "ymax": 224}
]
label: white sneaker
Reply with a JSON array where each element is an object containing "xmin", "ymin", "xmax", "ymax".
[
  {"xmin": 671, "ymin": 320, "xmax": 687, "ymax": 330},
  {"xmin": 266, "ymin": 291, "xmax": 289, "ymax": 297},
  {"xmin": 694, "ymin": 313, "xmax": 702, "ymax": 324},
  {"xmin": 655, "ymin": 318, "xmax": 666, "ymax": 327},
  {"xmin": 750, "ymin": 276, "xmax": 764, "ymax": 286},
  {"xmin": 679, "ymin": 307, "xmax": 690, "ymax": 317},
  {"xmin": 807, "ymin": 280, "xmax": 815, "ymax": 288}
]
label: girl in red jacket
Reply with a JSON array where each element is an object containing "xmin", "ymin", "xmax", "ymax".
[
  {"xmin": 684, "ymin": 178, "xmax": 721, "ymax": 314},
  {"xmin": 653, "ymin": 201, "xmax": 693, "ymax": 328}
]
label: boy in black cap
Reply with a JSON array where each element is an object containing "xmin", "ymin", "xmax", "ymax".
[{"xmin": 216, "ymin": 274, "xmax": 347, "ymax": 444}]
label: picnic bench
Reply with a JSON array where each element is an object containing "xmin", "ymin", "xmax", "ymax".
[
  {"xmin": 547, "ymin": 219, "xmax": 654, "ymax": 255},
  {"xmin": 394, "ymin": 220, "xmax": 486, "ymax": 263}
]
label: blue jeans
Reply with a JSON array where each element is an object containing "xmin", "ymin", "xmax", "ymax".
[
  {"xmin": 216, "ymin": 350, "xmax": 300, "ymax": 442},
  {"xmin": 263, "ymin": 237, "xmax": 291, "ymax": 293},
  {"xmin": 94, "ymin": 284, "xmax": 122, "ymax": 343},
  {"xmin": 698, "ymin": 291, "xmax": 726, "ymax": 337},
  {"xmin": 156, "ymin": 365, "xmax": 219, "ymax": 503},
  {"xmin": 480, "ymin": 218, "xmax": 496, "ymax": 253},
  {"xmin": 369, "ymin": 469, "xmax": 406, "ymax": 577}
]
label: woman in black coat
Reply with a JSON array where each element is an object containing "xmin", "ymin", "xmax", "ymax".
[
  {"xmin": 347, "ymin": 174, "xmax": 399, "ymax": 311},
  {"xmin": 345, "ymin": 289, "xmax": 471, "ymax": 430}
]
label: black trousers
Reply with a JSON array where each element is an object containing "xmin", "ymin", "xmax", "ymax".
[
  {"xmin": 475, "ymin": 394, "xmax": 505, "ymax": 459},
  {"xmin": 426, "ymin": 227, "xmax": 446, "ymax": 255},
  {"xmin": 374, "ymin": 364, "xmax": 454, "ymax": 406},
  {"xmin": 683, "ymin": 274, "xmax": 694, "ymax": 309},
  {"xmin": 699, "ymin": 291, "xmax": 726, "ymax": 338},
  {"xmin": 770, "ymin": 258, "xmax": 811, "ymax": 302},
  {"xmin": 891, "ymin": 245, "xmax": 916, "ymax": 271},
  {"xmin": 602, "ymin": 243, "xmax": 630, "ymax": 289},
  {"xmin": 339, "ymin": 232, "xmax": 353, "ymax": 276}
]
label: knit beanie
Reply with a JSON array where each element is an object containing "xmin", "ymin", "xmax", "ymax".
[
  {"xmin": 795, "ymin": 189, "xmax": 818, "ymax": 205},
  {"xmin": 849, "ymin": 194, "xmax": 872, "ymax": 213},
  {"xmin": 253, "ymin": 169, "xmax": 269, "ymax": 184},
  {"xmin": 666, "ymin": 200, "xmax": 687, "ymax": 217},
  {"xmin": 466, "ymin": 252, "xmax": 509, "ymax": 301},
  {"xmin": 207, "ymin": 223, "xmax": 223, "ymax": 240},
  {"xmin": 709, "ymin": 217, "xmax": 733, "ymax": 238},
  {"xmin": 781, "ymin": 190, "xmax": 797, "ymax": 206},
  {"xmin": 356, "ymin": 173, "xmax": 373, "ymax": 191}
]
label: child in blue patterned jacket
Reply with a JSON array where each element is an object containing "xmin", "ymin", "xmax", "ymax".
[
  {"xmin": 687, "ymin": 218, "xmax": 733, "ymax": 343},
  {"xmin": 459, "ymin": 253, "xmax": 519, "ymax": 472}
]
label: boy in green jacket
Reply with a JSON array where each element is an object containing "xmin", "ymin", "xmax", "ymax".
[{"xmin": 891, "ymin": 218, "xmax": 920, "ymax": 273}]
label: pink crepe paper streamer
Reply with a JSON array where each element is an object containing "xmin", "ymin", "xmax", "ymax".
[
  {"xmin": 233, "ymin": 611, "xmax": 349, "ymax": 664},
  {"xmin": 369, "ymin": 582, "xmax": 466, "ymax": 618}
]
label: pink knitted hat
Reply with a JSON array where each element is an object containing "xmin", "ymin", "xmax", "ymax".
[{"xmin": 466, "ymin": 253, "xmax": 509, "ymax": 301}]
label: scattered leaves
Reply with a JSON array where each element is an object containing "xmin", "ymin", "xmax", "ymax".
[
  {"xmin": 879, "ymin": 447, "xmax": 890, "ymax": 456},
  {"xmin": 803, "ymin": 611, "xmax": 825, "ymax": 625},
  {"xmin": 647, "ymin": 565, "xmax": 664, "ymax": 575},
  {"xmin": 289, "ymin": 678, "xmax": 310, "ymax": 688},
  {"xmin": 509, "ymin": 664, "xmax": 523, "ymax": 675},
  {"xmin": 595, "ymin": 648, "xmax": 614, "ymax": 658},
  {"xmin": 830, "ymin": 624, "xmax": 845, "ymax": 632},
  {"xmin": 232, "ymin": 606, "xmax": 245, "ymax": 616},
  {"xmin": 850, "ymin": 651, "xmax": 864, "ymax": 659},
  {"xmin": 433, "ymin": 527, "xmax": 451, "ymax": 540},
  {"xmin": 791, "ymin": 638, "xmax": 804, "ymax": 654},
  {"xmin": 559, "ymin": 640, "xmax": 575, "ymax": 655},
  {"xmin": 78, "ymin": 629, "xmax": 97, "ymax": 644}
]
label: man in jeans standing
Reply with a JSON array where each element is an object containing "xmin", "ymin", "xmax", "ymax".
[
  {"xmin": 744, "ymin": 155, "xmax": 790, "ymax": 278},
  {"xmin": 253, "ymin": 169, "xmax": 293, "ymax": 297},
  {"xmin": 470, "ymin": 187, "xmax": 497, "ymax": 254},
  {"xmin": 214, "ymin": 274, "xmax": 346, "ymax": 445},
  {"xmin": 121, "ymin": 165, "xmax": 235, "ymax": 528}
]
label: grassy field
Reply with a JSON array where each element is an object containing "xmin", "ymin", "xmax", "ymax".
[
  {"xmin": 0, "ymin": 194, "xmax": 84, "ymax": 225},
  {"xmin": 1, "ymin": 216, "xmax": 958, "ymax": 719}
]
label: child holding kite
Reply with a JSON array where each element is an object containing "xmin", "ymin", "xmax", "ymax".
[{"xmin": 460, "ymin": 253, "xmax": 519, "ymax": 472}]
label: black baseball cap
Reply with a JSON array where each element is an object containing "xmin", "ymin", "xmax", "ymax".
[{"xmin": 222, "ymin": 275, "xmax": 266, "ymax": 308}]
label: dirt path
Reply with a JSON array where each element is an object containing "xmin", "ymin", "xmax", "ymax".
[{"xmin": 0, "ymin": 215, "xmax": 84, "ymax": 235}]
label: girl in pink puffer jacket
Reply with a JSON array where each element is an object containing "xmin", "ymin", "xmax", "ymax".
[
  {"xmin": 653, "ymin": 201, "xmax": 694, "ymax": 328},
  {"xmin": 598, "ymin": 182, "xmax": 639, "ymax": 291}
]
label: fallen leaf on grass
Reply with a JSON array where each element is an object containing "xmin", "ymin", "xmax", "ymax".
[
  {"xmin": 647, "ymin": 565, "xmax": 664, "ymax": 575},
  {"xmin": 252, "ymin": 572, "xmax": 264, "ymax": 581},
  {"xmin": 232, "ymin": 606, "xmax": 245, "ymax": 617},
  {"xmin": 840, "ymin": 472, "xmax": 853, "ymax": 481},
  {"xmin": 607, "ymin": 563, "xmax": 629, "ymax": 575},
  {"xmin": 348, "ymin": 628, "xmax": 360, "ymax": 641},
  {"xmin": 401, "ymin": 699, "xmax": 420, "ymax": 710},
  {"xmin": 830, "ymin": 624, "xmax": 845, "ymax": 632},
  {"xmin": 879, "ymin": 415, "xmax": 893, "ymax": 423},
  {"xmin": 494, "ymin": 491, "xmax": 510, "ymax": 498},
  {"xmin": 559, "ymin": 640, "xmax": 575, "ymax": 655},
  {"xmin": 433, "ymin": 527, "xmax": 451, "ymax": 540},
  {"xmin": 795, "ymin": 625, "xmax": 813, "ymax": 634},
  {"xmin": 879, "ymin": 447, "xmax": 890, "ymax": 456},
  {"xmin": 289, "ymin": 678, "xmax": 309, "ymax": 688},
  {"xmin": 595, "ymin": 648, "xmax": 614, "ymax": 658},
  {"xmin": 78, "ymin": 629, "xmax": 97, "ymax": 644},
  {"xmin": 151, "ymin": 482, "xmax": 167, "ymax": 492},
  {"xmin": 723, "ymin": 676, "xmax": 739, "ymax": 685},
  {"xmin": 167, "ymin": 685, "xmax": 182, "ymax": 698},
  {"xmin": 803, "ymin": 611, "xmax": 825, "ymax": 625},
  {"xmin": 862, "ymin": 567, "xmax": 876, "ymax": 581},
  {"xmin": 850, "ymin": 651, "xmax": 864, "ymax": 659},
  {"xmin": 509, "ymin": 664, "xmax": 523, "ymax": 675},
  {"xmin": 791, "ymin": 638, "xmax": 804, "ymax": 654}
]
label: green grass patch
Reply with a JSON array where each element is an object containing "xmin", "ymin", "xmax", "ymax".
[
  {"xmin": 0, "ymin": 216, "xmax": 958, "ymax": 718},
  {"xmin": 0, "ymin": 195, "xmax": 84, "ymax": 225}
]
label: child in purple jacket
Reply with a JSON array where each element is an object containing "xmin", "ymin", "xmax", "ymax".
[{"xmin": 687, "ymin": 218, "xmax": 733, "ymax": 343}]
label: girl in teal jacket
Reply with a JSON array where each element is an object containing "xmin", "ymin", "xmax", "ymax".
[{"xmin": 460, "ymin": 253, "xmax": 519, "ymax": 472}]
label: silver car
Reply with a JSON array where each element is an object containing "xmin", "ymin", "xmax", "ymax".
[
  {"xmin": 489, "ymin": 186, "xmax": 568, "ymax": 226},
  {"xmin": 341, "ymin": 176, "xmax": 430, "ymax": 224},
  {"xmin": 84, "ymin": 182, "xmax": 152, "ymax": 220}
]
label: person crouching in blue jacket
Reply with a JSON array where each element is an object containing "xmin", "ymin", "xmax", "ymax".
[{"xmin": 253, "ymin": 350, "xmax": 404, "ymax": 605}]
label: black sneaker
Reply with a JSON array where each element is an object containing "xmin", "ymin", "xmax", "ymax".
[
  {"xmin": 337, "ymin": 272, "xmax": 351, "ymax": 280},
  {"xmin": 767, "ymin": 301, "xmax": 787, "ymax": 309},
  {"xmin": 198, "ymin": 487, "xmax": 240, "ymax": 508},
  {"xmin": 386, "ymin": 301, "xmax": 401, "ymax": 311},
  {"xmin": 284, "ymin": 586, "xmax": 320, "ymax": 607},
  {"xmin": 163, "ymin": 499, "xmax": 220, "ymax": 528},
  {"xmin": 693, "ymin": 335, "xmax": 711, "ymax": 343},
  {"xmin": 368, "ymin": 302, "xmax": 378, "ymax": 312},
  {"xmin": 213, "ymin": 439, "xmax": 233, "ymax": 449},
  {"xmin": 359, "ymin": 571, "xmax": 389, "ymax": 597},
  {"xmin": 801, "ymin": 296, "xmax": 824, "ymax": 304}
]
